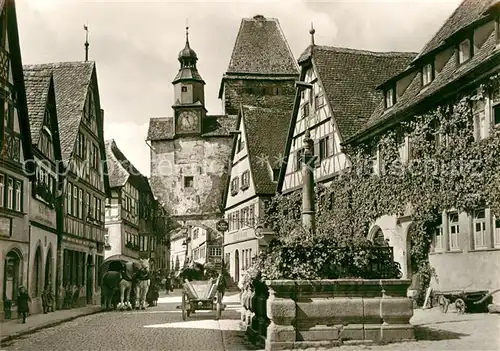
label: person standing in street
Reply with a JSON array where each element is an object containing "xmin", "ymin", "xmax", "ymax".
[{"xmin": 16, "ymin": 286, "xmax": 31, "ymax": 324}]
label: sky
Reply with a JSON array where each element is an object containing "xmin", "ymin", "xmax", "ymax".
[{"xmin": 15, "ymin": 0, "xmax": 462, "ymax": 177}]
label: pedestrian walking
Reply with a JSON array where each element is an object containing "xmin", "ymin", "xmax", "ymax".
[{"xmin": 16, "ymin": 286, "xmax": 31, "ymax": 324}]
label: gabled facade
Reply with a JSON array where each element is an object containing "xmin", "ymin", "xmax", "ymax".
[
  {"xmin": 219, "ymin": 15, "xmax": 298, "ymax": 116},
  {"xmin": 223, "ymin": 105, "xmax": 292, "ymax": 282},
  {"xmin": 346, "ymin": 0, "xmax": 500, "ymax": 296},
  {"xmin": 278, "ymin": 42, "xmax": 415, "ymax": 194},
  {"xmin": 24, "ymin": 61, "xmax": 110, "ymax": 307},
  {"xmin": 0, "ymin": 0, "xmax": 35, "ymax": 319},
  {"xmin": 104, "ymin": 139, "xmax": 170, "ymax": 271},
  {"xmin": 24, "ymin": 67, "xmax": 62, "ymax": 314},
  {"xmin": 147, "ymin": 28, "xmax": 236, "ymax": 235}
]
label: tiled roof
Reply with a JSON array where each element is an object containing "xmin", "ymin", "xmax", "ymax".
[
  {"xmin": 105, "ymin": 139, "xmax": 150, "ymax": 190},
  {"xmin": 23, "ymin": 68, "xmax": 52, "ymax": 144},
  {"xmin": 225, "ymin": 15, "xmax": 298, "ymax": 76},
  {"xmin": 147, "ymin": 115, "xmax": 237, "ymax": 141},
  {"xmin": 413, "ymin": 0, "xmax": 495, "ymax": 62},
  {"xmin": 309, "ymin": 46, "xmax": 416, "ymax": 139},
  {"xmin": 23, "ymin": 61, "xmax": 95, "ymax": 160},
  {"xmin": 357, "ymin": 24, "xmax": 500, "ymax": 139},
  {"xmin": 242, "ymin": 104, "xmax": 293, "ymax": 195},
  {"xmin": 202, "ymin": 115, "xmax": 238, "ymax": 137}
]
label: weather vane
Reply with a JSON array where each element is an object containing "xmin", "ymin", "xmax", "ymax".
[{"xmin": 84, "ymin": 23, "xmax": 89, "ymax": 61}]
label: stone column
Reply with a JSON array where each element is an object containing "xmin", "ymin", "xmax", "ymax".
[
  {"xmin": 302, "ymin": 129, "xmax": 316, "ymax": 236},
  {"xmin": 265, "ymin": 286, "xmax": 296, "ymax": 351}
]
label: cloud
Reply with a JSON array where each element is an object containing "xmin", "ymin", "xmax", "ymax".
[{"xmin": 15, "ymin": 0, "xmax": 462, "ymax": 173}]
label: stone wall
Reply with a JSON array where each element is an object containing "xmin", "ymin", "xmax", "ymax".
[
  {"xmin": 150, "ymin": 136, "xmax": 232, "ymax": 219},
  {"xmin": 223, "ymin": 79, "xmax": 296, "ymax": 115},
  {"xmin": 243, "ymin": 279, "xmax": 414, "ymax": 351}
]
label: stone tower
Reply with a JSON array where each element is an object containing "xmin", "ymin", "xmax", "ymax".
[
  {"xmin": 219, "ymin": 15, "xmax": 299, "ymax": 115},
  {"xmin": 147, "ymin": 27, "xmax": 236, "ymax": 230}
]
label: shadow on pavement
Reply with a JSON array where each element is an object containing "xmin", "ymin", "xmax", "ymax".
[{"xmin": 414, "ymin": 326, "xmax": 469, "ymax": 341}]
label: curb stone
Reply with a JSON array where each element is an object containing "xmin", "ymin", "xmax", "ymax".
[{"xmin": 0, "ymin": 309, "xmax": 102, "ymax": 345}]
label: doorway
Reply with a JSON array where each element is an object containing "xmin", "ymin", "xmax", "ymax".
[
  {"xmin": 44, "ymin": 247, "xmax": 53, "ymax": 289},
  {"xmin": 86, "ymin": 255, "xmax": 93, "ymax": 304}
]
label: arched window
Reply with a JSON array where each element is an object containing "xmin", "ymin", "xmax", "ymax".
[
  {"xmin": 3, "ymin": 250, "xmax": 21, "ymax": 302},
  {"xmin": 33, "ymin": 246, "xmax": 42, "ymax": 296}
]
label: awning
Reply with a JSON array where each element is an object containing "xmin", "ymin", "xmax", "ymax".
[{"xmin": 103, "ymin": 255, "xmax": 141, "ymax": 264}]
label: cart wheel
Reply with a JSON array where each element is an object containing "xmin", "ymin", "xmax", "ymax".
[
  {"xmin": 181, "ymin": 294, "xmax": 187, "ymax": 321},
  {"xmin": 455, "ymin": 298, "xmax": 466, "ymax": 314},
  {"xmin": 438, "ymin": 295, "xmax": 449, "ymax": 313}
]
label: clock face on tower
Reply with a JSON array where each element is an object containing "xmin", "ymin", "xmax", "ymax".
[{"xmin": 178, "ymin": 110, "xmax": 199, "ymax": 132}]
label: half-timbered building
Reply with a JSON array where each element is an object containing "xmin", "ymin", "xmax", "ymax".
[
  {"xmin": 277, "ymin": 33, "xmax": 415, "ymax": 195},
  {"xmin": 104, "ymin": 139, "xmax": 170, "ymax": 271},
  {"xmin": 0, "ymin": 0, "xmax": 35, "ymax": 319},
  {"xmin": 23, "ymin": 67, "xmax": 62, "ymax": 314},
  {"xmin": 24, "ymin": 61, "xmax": 110, "ymax": 307},
  {"xmin": 223, "ymin": 105, "xmax": 292, "ymax": 282}
]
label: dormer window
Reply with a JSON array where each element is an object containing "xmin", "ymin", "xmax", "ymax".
[
  {"xmin": 181, "ymin": 86, "xmax": 187, "ymax": 92},
  {"xmin": 458, "ymin": 38, "xmax": 472, "ymax": 64},
  {"xmin": 384, "ymin": 87, "xmax": 395, "ymax": 109},
  {"xmin": 422, "ymin": 63, "xmax": 434, "ymax": 86}
]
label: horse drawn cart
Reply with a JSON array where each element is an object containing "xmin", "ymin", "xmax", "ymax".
[
  {"xmin": 181, "ymin": 276, "xmax": 223, "ymax": 321},
  {"xmin": 99, "ymin": 257, "xmax": 136, "ymax": 310},
  {"xmin": 434, "ymin": 289, "xmax": 492, "ymax": 314}
]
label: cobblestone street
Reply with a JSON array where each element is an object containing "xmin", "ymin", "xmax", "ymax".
[{"xmin": 0, "ymin": 292, "xmax": 252, "ymax": 351}]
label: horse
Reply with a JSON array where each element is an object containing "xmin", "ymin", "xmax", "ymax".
[
  {"xmin": 134, "ymin": 259, "xmax": 151, "ymax": 310},
  {"xmin": 101, "ymin": 261, "xmax": 143, "ymax": 311}
]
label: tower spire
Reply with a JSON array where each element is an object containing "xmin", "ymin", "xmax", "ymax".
[
  {"xmin": 310, "ymin": 22, "xmax": 316, "ymax": 46},
  {"xmin": 84, "ymin": 23, "xmax": 89, "ymax": 61},
  {"xmin": 185, "ymin": 18, "xmax": 189, "ymax": 45}
]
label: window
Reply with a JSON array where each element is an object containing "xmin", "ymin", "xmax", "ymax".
[
  {"xmin": 7, "ymin": 178, "xmax": 13, "ymax": 209},
  {"xmin": 473, "ymin": 209, "xmax": 487, "ymax": 249},
  {"xmin": 230, "ymin": 177, "xmax": 239, "ymax": 195},
  {"xmin": 181, "ymin": 86, "xmax": 187, "ymax": 92},
  {"xmin": 433, "ymin": 222, "xmax": 443, "ymax": 251},
  {"xmin": 397, "ymin": 136, "xmax": 408, "ymax": 163},
  {"xmin": 184, "ymin": 176, "xmax": 194, "ymax": 188},
  {"xmin": 493, "ymin": 104, "xmax": 500, "ymax": 126},
  {"xmin": 73, "ymin": 185, "xmax": 78, "ymax": 217},
  {"xmin": 494, "ymin": 216, "xmax": 500, "ymax": 248},
  {"xmin": 295, "ymin": 148, "xmax": 304, "ymax": 172},
  {"xmin": 249, "ymin": 204, "xmax": 255, "ymax": 226},
  {"xmin": 319, "ymin": 136, "xmax": 330, "ymax": 161},
  {"xmin": 370, "ymin": 146, "xmax": 379, "ymax": 175},
  {"xmin": 314, "ymin": 94, "xmax": 325, "ymax": 109},
  {"xmin": 385, "ymin": 88, "xmax": 395, "ymax": 109},
  {"xmin": 449, "ymin": 212, "xmax": 460, "ymax": 250},
  {"xmin": 422, "ymin": 63, "xmax": 434, "ymax": 86},
  {"xmin": 458, "ymin": 39, "xmax": 472, "ymax": 64},
  {"xmin": 241, "ymin": 171, "xmax": 250, "ymax": 190},
  {"xmin": 92, "ymin": 144, "xmax": 99, "ymax": 169},
  {"xmin": 301, "ymin": 103, "xmax": 309, "ymax": 118},
  {"xmin": 15, "ymin": 181, "xmax": 21, "ymax": 212},
  {"xmin": 210, "ymin": 247, "xmax": 222, "ymax": 257},
  {"xmin": 0, "ymin": 174, "xmax": 4, "ymax": 207},
  {"xmin": 235, "ymin": 211, "xmax": 240, "ymax": 230},
  {"xmin": 474, "ymin": 102, "xmax": 487, "ymax": 141},
  {"xmin": 192, "ymin": 228, "xmax": 199, "ymax": 240}
]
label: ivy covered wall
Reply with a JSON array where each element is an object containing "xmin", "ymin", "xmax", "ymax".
[{"xmin": 263, "ymin": 73, "xmax": 500, "ymax": 302}]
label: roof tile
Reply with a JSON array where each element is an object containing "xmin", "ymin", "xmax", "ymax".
[
  {"xmin": 23, "ymin": 61, "xmax": 95, "ymax": 160},
  {"xmin": 414, "ymin": 0, "xmax": 495, "ymax": 61},
  {"xmin": 310, "ymin": 46, "xmax": 416, "ymax": 139},
  {"xmin": 225, "ymin": 15, "xmax": 298, "ymax": 76},
  {"xmin": 242, "ymin": 104, "xmax": 293, "ymax": 195},
  {"xmin": 23, "ymin": 68, "xmax": 52, "ymax": 144}
]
